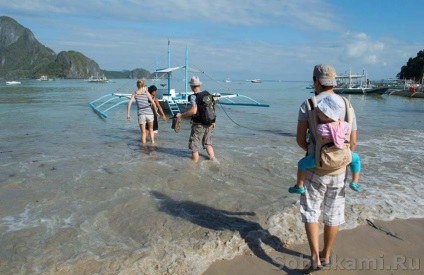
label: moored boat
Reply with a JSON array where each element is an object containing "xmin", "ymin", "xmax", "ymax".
[
  {"xmin": 37, "ymin": 75, "xmax": 48, "ymax": 81},
  {"xmin": 89, "ymin": 43, "xmax": 269, "ymax": 118},
  {"xmin": 87, "ymin": 74, "xmax": 109, "ymax": 83},
  {"xmin": 5, "ymin": 81, "xmax": 21, "ymax": 85},
  {"xmin": 36, "ymin": 75, "xmax": 55, "ymax": 81},
  {"xmin": 250, "ymin": 79, "xmax": 262, "ymax": 83},
  {"xmin": 334, "ymin": 69, "xmax": 387, "ymax": 95}
]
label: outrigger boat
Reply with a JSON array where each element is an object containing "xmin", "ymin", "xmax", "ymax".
[
  {"xmin": 334, "ymin": 69, "xmax": 388, "ymax": 95},
  {"xmin": 89, "ymin": 44, "xmax": 269, "ymax": 118},
  {"xmin": 388, "ymin": 88, "xmax": 424, "ymax": 98},
  {"xmin": 86, "ymin": 73, "xmax": 109, "ymax": 83},
  {"xmin": 5, "ymin": 81, "xmax": 21, "ymax": 85}
]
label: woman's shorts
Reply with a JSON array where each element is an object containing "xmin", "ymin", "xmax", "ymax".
[{"xmin": 138, "ymin": 114, "xmax": 154, "ymax": 125}]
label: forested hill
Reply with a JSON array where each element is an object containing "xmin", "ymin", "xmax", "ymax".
[
  {"xmin": 397, "ymin": 50, "xmax": 424, "ymax": 81},
  {"xmin": 0, "ymin": 16, "xmax": 150, "ymax": 79},
  {"xmin": 0, "ymin": 16, "xmax": 56, "ymax": 78}
]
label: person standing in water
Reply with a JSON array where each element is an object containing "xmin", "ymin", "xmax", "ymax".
[
  {"xmin": 175, "ymin": 76, "xmax": 216, "ymax": 162},
  {"xmin": 127, "ymin": 80, "xmax": 159, "ymax": 144},
  {"xmin": 147, "ymin": 85, "xmax": 167, "ymax": 134}
]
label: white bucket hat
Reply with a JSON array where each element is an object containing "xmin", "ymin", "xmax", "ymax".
[
  {"xmin": 189, "ymin": 76, "xmax": 202, "ymax": 86},
  {"xmin": 317, "ymin": 94, "xmax": 344, "ymax": 121}
]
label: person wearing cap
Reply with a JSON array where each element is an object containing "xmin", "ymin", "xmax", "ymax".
[
  {"xmin": 175, "ymin": 76, "xmax": 215, "ymax": 162},
  {"xmin": 127, "ymin": 80, "xmax": 159, "ymax": 144},
  {"xmin": 295, "ymin": 64, "xmax": 358, "ymax": 272},
  {"xmin": 290, "ymin": 94, "xmax": 361, "ymax": 194}
]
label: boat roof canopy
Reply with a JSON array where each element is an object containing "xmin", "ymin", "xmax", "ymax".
[
  {"xmin": 156, "ymin": 66, "xmax": 184, "ymax": 73},
  {"xmin": 156, "ymin": 66, "xmax": 203, "ymax": 73},
  {"xmin": 336, "ymin": 74, "xmax": 366, "ymax": 79}
]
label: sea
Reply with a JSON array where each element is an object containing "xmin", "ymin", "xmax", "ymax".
[{"xmin": 1, "ymin": 79, "xmax": 423, "ymax": 274}]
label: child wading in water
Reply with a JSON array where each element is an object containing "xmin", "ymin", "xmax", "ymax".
[{"xmin": 289, "ymin": 94, "xmax": 361, "ymax": 194}]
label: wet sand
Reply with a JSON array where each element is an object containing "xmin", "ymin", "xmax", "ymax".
[{"xmin": 203, "ymin": 218, "xmax": 424, "ymax": 274}]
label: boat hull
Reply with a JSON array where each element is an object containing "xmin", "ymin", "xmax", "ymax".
[
  {"xmin": 334, "ymin": 87, "xmax": 388, "ymax": 95},
  {"xmin": 6, "ymin": 81, "xmax": 21, "ymax": 85},
  {"xmin": 159, "ymin": 101, "xmax": 192, "ymax": 115},
  {"xmin": 388, "ymin": 90, "xmax": 424, "ymax": 98}
]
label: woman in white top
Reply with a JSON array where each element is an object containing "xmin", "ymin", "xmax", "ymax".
[{"xmin": 127, "ymin": 80, "xmax": 159, "ymax": 144}]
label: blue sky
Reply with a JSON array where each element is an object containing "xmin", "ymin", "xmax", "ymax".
[{"xmin": 1, "ymin": 0, "xmax": 423, "ymax": 81}]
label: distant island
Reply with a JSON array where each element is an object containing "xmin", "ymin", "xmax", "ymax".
[{"xmin": 0, "ymin": 16, "xmax": 152, "ymax": 79}]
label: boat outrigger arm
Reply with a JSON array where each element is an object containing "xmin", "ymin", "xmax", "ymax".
[
  {"xmin": 216, "ymin": 93, "xmax": 269, "ymax": 107},
  {"xmin": 89, "ymin": 93, "xmax": 131, "ymax": 118},
  {"xmin": 89, "ymin": 91, "xmax": 269, "ymax": 118}
]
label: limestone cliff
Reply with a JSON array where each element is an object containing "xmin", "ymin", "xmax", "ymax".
[{"xmin": 0, "ymin": 16, "xmax": 102, "ymax": 79}]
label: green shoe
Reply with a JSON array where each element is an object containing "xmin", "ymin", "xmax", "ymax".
[
  {"xmin": 349, "ymin": 181, "xmax": 360, "ymax": 192},
  {"xmin": 288, "ymin": 185, "xmax": 305, "ymax": 194}
]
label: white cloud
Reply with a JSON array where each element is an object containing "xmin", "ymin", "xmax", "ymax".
[
  {"xmin": 1, "ymin": 0, "xmax": 422, "ymax": 80},
  {"xmin": 1, "ymin": 0, "xmax": 340, "ymax": 30},
  {"xmin": 339, "ymin": 32, "xmax": 385, "ymax": 65}
]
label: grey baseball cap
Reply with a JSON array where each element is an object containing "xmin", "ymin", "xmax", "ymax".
[{"xmin": 313, "ymin": 64, "xmax": 337, "ymax": 87}]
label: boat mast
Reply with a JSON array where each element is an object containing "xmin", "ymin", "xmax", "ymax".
[
  {"xmin": 155, "ymin": 55, "xmax": 158, "ymax": 80},
  {"xmin": 185, "ymin": 46, "xmax": 188, "ymax": 99},
  {"xmin": 167, "ymin": 39, "xmax": 171, "ymax": 95}
]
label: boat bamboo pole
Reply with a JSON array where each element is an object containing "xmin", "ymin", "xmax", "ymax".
[{"xmin": 185, "ymin": 46, "xmax": 188, "ymax": 99}]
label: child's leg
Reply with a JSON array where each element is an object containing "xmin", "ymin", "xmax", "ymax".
[
  {"xmin": 289, "ymin": 155, "xmax": 316, "ymax": 194},
  {"xmin": 350, "ymin": 152, "xmax": 360, "ymax": 182},
  {"xmin": 297, "ymin": 169, "xmax": 307, "ymax": 188},
  {"xmin": 349, "ymin": 152, "xmax": 361, "ymax": 191}
]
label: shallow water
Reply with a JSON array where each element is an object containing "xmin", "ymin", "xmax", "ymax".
[{"xmin": 0, "ymin": 79, "xmax": 423, "ymax": 274}]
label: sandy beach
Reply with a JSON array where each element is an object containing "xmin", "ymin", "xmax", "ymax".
[{"xmin": 203, "ymin": 218, "xmax": 424, "ymax": 274}]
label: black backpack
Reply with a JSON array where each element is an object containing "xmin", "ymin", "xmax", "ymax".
[{"xmin": 191, "ymin": 90, "xmax": 216, "ymax": 126}]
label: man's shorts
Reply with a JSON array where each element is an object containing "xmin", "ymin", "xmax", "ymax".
[
  {"xmin": 138, "ymin": 114, "xmax": 154, "ymax": 125},
  {"xmin": 300, "ymin": 170, "xmax": 346, "ymax": 226},
  {"xmin": 189, "ymin": 123, "xmax": 213, "ymax": 152}
]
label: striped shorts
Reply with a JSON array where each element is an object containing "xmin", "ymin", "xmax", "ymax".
[{"xmin": 300, "ymin": 170, "xmax": 346, "ymax": 226}]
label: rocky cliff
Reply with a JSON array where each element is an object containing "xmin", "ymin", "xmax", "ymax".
[
  {"xmin": 55, "ymin": 51, "xmax": 101, "ymax": 79},
  {"xmin": 0, "ymin": 16, "xmax": 56, "ymax": 78},
  {"xmin": 0, "ymin": 16, "xmax": 103, "ymax": 79}
]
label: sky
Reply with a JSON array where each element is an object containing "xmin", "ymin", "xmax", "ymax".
[{"xmin": 1, "ymin": 0, "xmax": 423, "ymax": 81}]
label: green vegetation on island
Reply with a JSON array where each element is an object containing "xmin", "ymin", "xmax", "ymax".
[
  {"xmin": 0, "ymin": 16, "xmax": 151, "ymax": 79},
  {"xmin": 397, "ymin": 50, "xmax": 424, "ymax": 81}
]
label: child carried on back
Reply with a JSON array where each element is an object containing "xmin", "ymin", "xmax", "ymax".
[{"xmin": 289, "ymin": 94, "xmax": 361, "ymax": 194}]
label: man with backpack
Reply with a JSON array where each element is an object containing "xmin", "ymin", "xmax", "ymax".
[
  {"xmin": 296, "ymin": 64, "xmax": 358, "ymax": 273},
  {"xmin": 175, "ymin": 76, "xmax": 216, "ymax": 162}
]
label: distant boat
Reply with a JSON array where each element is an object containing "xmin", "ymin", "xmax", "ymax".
[
  {"xmin": 37, "ymin": 75, "xmax": 48, "ymax": 81},
  {"xmin": 334, "ymin": 69, "xmax": 387, "ymax": 95},
  {"xmin": 225, "ymin": 78, "xmax": 231, "ymax": 83},
  {"xmin": 250, "ymin": 79, "xmax": 262, "ymax": 83},
  {"xmin": 87, "ymin": 74, "xmax": 109, "ymax": 83},
  {"xmin": 37, "ymin": 75, "xmax": 54, "ymax": 81},
  {"xmin": 6, "ymin": 81, "xmax": 21, "ymax": 85}
]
